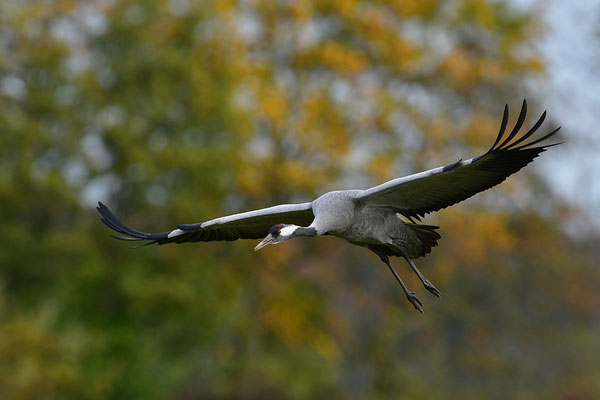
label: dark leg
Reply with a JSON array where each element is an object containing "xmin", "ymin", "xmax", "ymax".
[
  {"xmin": 369, "ymin": 246, "xmax": 424, "ymax": 313},
  {"xmin": 400, "ymin": 249, "xmax": 441, "ymax": 298}
]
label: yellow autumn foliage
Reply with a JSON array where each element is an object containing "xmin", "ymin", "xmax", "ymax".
[{"xmin": 2, "ymin": 0, "xmax": 598, "ymax": 399}]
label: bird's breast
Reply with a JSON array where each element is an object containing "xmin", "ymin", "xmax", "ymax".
[{"xmin": 310, "ymin": 191, "xmax": 360, "ymax": 234}]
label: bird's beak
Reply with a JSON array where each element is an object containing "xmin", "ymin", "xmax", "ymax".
[{"xmin": 254, "ymin": 235, "xmax": 275, "ymax": 251}]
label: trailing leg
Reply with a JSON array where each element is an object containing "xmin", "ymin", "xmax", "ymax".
[
  {"xmin": 369, "ymin": 246, "xmax": 424, "ymax": 313},
  {"xmin": 400, "ymin": 249, "xmax": 441, "ymax": 298}
]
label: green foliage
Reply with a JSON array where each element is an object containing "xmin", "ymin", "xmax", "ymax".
[{"xmin": 1, "ymin": 0, "xmax": 598, "ymax": 399}]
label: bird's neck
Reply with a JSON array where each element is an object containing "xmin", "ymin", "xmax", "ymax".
[{"xmin": 292, "ymin": 226, "xmax": 318, "ymax": 237}]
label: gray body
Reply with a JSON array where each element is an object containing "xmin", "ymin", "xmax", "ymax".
[
  {"xmin": 98, "ymin": 100, "xmax": 561, "ymax": 312},
  {"xmin": 311, "ymin": 191, "xmax": 423, "ymax": 258}
]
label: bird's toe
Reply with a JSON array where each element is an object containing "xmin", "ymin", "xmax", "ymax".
[
  {"xmin": 424, "ymin": 280, "xmax": 441, "ymax": 298},
  {"xmin": 407, "ymin": 291, "xmax": 424, "ymax": 313}
]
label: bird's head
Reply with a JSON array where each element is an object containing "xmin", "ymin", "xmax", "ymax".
[{"xmin": 254, "ymin": 224, "xmax": 299, "ymax": 251}]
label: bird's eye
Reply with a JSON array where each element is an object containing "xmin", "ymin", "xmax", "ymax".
[{"xmin": 277, "ymin": 230, "xmax": 281, "ymax": 235}]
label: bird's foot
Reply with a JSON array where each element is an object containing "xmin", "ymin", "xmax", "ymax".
[
  {"xmin": 423, "ymin": 279, "xmax": 441, "ymax": 298},
  {"xmin": 406, "ymin": 291, "xmax": 424, "ymax": 313}
]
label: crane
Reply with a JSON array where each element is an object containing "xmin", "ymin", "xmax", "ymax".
[{"xmin": 98, "ymin": 100, "xmax": 561, "ymax": 312}]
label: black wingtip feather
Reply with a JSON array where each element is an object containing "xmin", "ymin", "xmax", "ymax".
[
  {"xmin": 513, "ymin": 126, "xmax": 561, "ymax": 151},
  {"xmin": 540, "ymin": 141, "xmax": 564, "ymax": 149},
  {"xmin": 504, "ymin": 110, "xmax": 547, "ymax": 150},
  {"xmin": 110, "ymin": 234, "xmax": 143, "ymax": 241},
  {"xmin": 488, "ymin": 103, "xmax": 509, "ymax": 152},
  {"xmin": 97, "ymin": 202, "xmax": 170, "ymax": 242},
  {"xmin": 497, "ymin": 99, "xmax": 527, "ymax": 150}
]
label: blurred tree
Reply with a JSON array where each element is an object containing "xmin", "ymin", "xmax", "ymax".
[{"xmin": 0, "ymin": 0, "xmax": 598, "ymax": 399}]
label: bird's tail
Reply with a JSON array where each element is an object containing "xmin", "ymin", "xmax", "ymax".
[{"xmin": 405, "ymin": 223, "xmax": 441, "ymax": 258}]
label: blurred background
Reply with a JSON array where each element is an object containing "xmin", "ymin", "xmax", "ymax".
[{"xmin": 1, "ymin": 0, "xmax": 599, "ymax": 399}]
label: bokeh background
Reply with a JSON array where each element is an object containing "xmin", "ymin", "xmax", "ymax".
[{"xmin": 1, "ymin": 0, "xmax": 599, "ymax": 399}]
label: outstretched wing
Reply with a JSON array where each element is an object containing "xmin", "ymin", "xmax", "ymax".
[
  {"xmin": 358, "ymin": 100, "xmax": 561, "ymax": 221},
  {"xmin": 98, "ymin": 201, "xmax": 315, "ymax": 246}
]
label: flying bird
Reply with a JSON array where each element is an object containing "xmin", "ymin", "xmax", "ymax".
[{"xmin": 98, "ymin": 100, "xmax": 561, "ymax": 312}]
